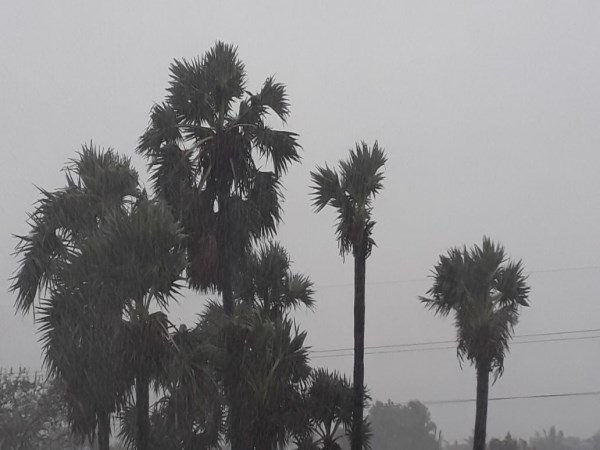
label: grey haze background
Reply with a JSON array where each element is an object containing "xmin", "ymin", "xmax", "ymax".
[{"xmin": 1, "ymin": 0, "xmax": 599, "ymax": 443}]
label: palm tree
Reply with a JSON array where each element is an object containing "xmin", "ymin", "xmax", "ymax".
[
  {"xmin": 137, "ymin": 42, "xmax": 301, "ymax": 317},
  {"xmin": 420, "ymin": 237, "xmax": 530, "ymax": 450},
  {"xmin": 311, "ymin": 141, "xmax": 386, "ymax": 450},
  {"xmin": 295, "ymin": 369, "xmax": 354, "ymax": 450},
  {"xmin": 78, "ymin": 197, "xmax": 185, "ymax": 450},
  {"xmin": 233, "ymin": 241, "xmax": 314, "ymax": 319},
  {"xmin": 11, "ymin": 146, "xmax": 140, "ymax": 449},
  {"xmin": 118, "ymin": 324, "xmax": 224, "ymax": 450},
  {"xmin": 12, "ymin": 147, "xmax": 186, "ymax": 450},
  {"xmin": 199, "ymin": 302, "xmax": 311, "ymax": 449}
]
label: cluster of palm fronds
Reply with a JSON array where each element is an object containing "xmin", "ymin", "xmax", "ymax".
[{"xmin": 11, "ymin": 42, "xmax": 371, "ymax": 450}]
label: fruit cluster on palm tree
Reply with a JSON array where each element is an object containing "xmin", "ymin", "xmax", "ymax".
[{"xmin": 420, "ymin": 237, "xmax": 530, "ymax": 450}]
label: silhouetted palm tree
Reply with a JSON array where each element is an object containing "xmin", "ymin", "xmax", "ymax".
[
  {"xmin": 199, "ymin": 302, "xmax": 310, "ymax": 449},
  {"xmin": 118, "ymin": 324, "xmax": 223, "ymax": 450},
  {"xmin": 137, "ymin": 42, "xmax": 301, "ymax": 317},
  {"xmin": 311, "ymin": 141, "xmax": 386, "ymax": 450},
  {"xmin": 294, "ymin": 369, "xmax": 355, "ymax": 450},
  {"xmin": 12, "ymin": 148, "xmax": 186, "ymax": 450},
  {"xmin": 420, "ymin": 237, "xmax": 530, "ymax": 450},
  {"xmin": 12, "ymin": 146, "xmax": 140, "ymax": 449},
  {"xmin": 80, "ymin": 197, "xmax": 185, "ymax": 450},
  {"xmin": 234, "ymin": 241, "xmax": 314, "ymax": 319}
]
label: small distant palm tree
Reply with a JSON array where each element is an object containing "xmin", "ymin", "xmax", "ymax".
[
  {"xmin": 311, "ymin": 141, "xmax": 386, "ymax": 450},
  {"xmin": 420, "ymin": 237, "xmax": 530, "ymax": 450}
]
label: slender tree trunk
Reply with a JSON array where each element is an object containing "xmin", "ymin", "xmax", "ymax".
[
  {"xmin": 351, "ymin": 251, "xmax": 366, "ymax": 450},
  {"xmin": 473, "ymin": 362, "xmax": 490, "ymax": 450},
  {"xmin": 218, "ymin": 194, "xmax": 235, "ymax": 317},
  {"xmin": 97, "ymin": 412, "xmax": 111, "ymax": 450},
  {"xmin": 222, "ymin": 261, "xmax": 234, "ymax": 316},
  {"xmin": 136, "ymin": 375, "xmax": 150, "ymax": 450}
]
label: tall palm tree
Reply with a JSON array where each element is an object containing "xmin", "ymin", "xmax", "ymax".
[
  {"xmin": 420, "ymin": 237, "xmax": 530, "ymax": 450},
  {"xmin": 78, "ymin": 197, "xmax": 185, "ymax": 450},
  {"xmin": 234, "ymin": 241, "xmax": 314, "ymax": 319},
  {"xmin": 137, "ymin": 41, "xmax": 301, "ymax": 317},
  {"xmin": 11, "ymin": 146, "xmax": 140, "ymax": 449},
  {"xmin": 12, "ymin": 147, "xmax": 186, "ymax": 450},
  {"xmin": 311, "ymin": 141, "xmax": 386, "ymax": 450}
]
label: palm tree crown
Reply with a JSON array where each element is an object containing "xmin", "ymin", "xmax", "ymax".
[
  {"xmin": 310, "ymin": 140, "xmax": 386, "ymax": 450},
  {"xmin": 310, "ymin": 141, "xmax": 386, "ymax": 257},
  {"xmin": 137, "ymin": 42, "xmax": 301, "ymax": 307},
  {"xmin": 234, "ymin": 241, "xmax": 314, "ymax": 318},
  {"xmin": 420, "ymin": 237, "xmax": 530, "ymax": 376}
]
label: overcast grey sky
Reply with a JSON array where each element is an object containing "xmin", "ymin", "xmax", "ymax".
[{"xmin": 2, "ymin": 0, "xmax": 599, "ymax": 443}]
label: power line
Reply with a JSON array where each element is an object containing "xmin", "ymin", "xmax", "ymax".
[
  {"xmin": 310, "ymin": 334, "xmax": 600, "ymax": 359},
  {"xmin": 423, "ymin": 390, "xmax": 600, "ymax": 405},
  {"xmin": 314, "ymin": 264, "xmax": 600, "ymax": 290},
  {"xmin": 3, "ymin": 265, "xmax": 599, "ymax": 309},
  {"xmin": 311, "ymin": 327, "xmax": 600, "ymax": 355}
]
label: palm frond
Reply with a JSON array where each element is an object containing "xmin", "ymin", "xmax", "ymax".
[
  {"xmin": 311, "ymin": 142, "xmax": 386, "ymax": 259},
  {"xmin": 421, "ymin": 237, "xmax": 530, "ymax": 377},
  {"xmin": 310, "ymin": 165, "xmax": 343, "ymax": 213},
  {"xmin": 137, "ymin": 103, "xmax": 183, "ymax": 157},
  {"xmin": 254, "ymin": 125, "xmax": 301, "ymax": 176},
  {"xmin": 254, "ymin": 75, "xmax": 291, "ymax": 121}
]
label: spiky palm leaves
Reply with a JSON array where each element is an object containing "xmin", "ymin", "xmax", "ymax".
[
  {"xmin": 11, "ymin": 147, "xmax": 139, "ymax": 447},
  {"xmin": 310, "ymin": 141, "xmax": 386, "ymax": 450},
  {"xmin": 11, "ymin": 147, "xmax": 186, "ymax": 450},
  {"xmin": 138, "ymin": 42, "xmax": 301, "ymax": 316},
  {"xmin": 119, "ymin": 325, "xmax": 224, "ymax": 450},
  {"xmin": 420, "ymin": 237, "xmax": 530, "ymax": 450},
  {"xmin": 199, "ymin": 302, "xmax": 311, "ymax": 450},
  {"xmin": 311, "ymin": 142, "xmax": 386, "ymax": 258},
  {"xmin": 234, "ymin": 241, "xmax": 314, "ymax": 319}
]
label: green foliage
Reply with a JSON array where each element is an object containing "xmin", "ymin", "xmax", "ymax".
[
  {"xmin": 293, "ymin": 369, "xmax": 354, "ymax": 450},
  {"xmin": 368, "ymin": 400, "xmax": 441, "ymax": 450},
  {"xmin": 12, "ymin": 146, "xmax": 186, "ymax": 450},
  {"xmin": 0, "ymin": 371, "xmax": 79, "ymax": 449},
  {"xmin": 199, "ymin": 302, "xmax": 311, "ymax": 449},
  {"xmin": 118, "ymin": 324, "xmax": 224, "ymax": 450},
  {"xmin": 489, "ymin": 433, "xmax": 526, "ymax": 450},
  {"xmin": 138, "ymin": 41, "xmax": 301, "ymax": 297},
  {"xmin": 420, "ymin": 237, "xmax": 530, "ymax": 377},
  {"xmin": 310, "ymin": 142, "xmax": 386, "ymax": 258},
  {"xmin": 12, "ymin": 146, "xmax": 142, "ymax": 443},
  {"xmin": 234, "ymin": 241, "xmax": 315, "ymax": 318}
]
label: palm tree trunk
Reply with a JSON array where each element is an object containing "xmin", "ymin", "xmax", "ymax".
[
  {"xmin": 136, "ymin": 375, "xmax": 150, "ymax": 450},
  {"xmin": 97, "ymin": 412, "xmax": 111, "ymax": 450},
  {"xmin": 473, "ymin": 362, "xmax": 490, "ymax": 450},
  {"xmin": 222, "ymin": 261, "xmax": 234, "ymax": 316},
  {"xmin": 351, "ymin": 251, "xmax": 366, "ymax": 450},
  {"xmin": 218, "ymin": 195, "xmax": 235, "ymax": 317}
]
